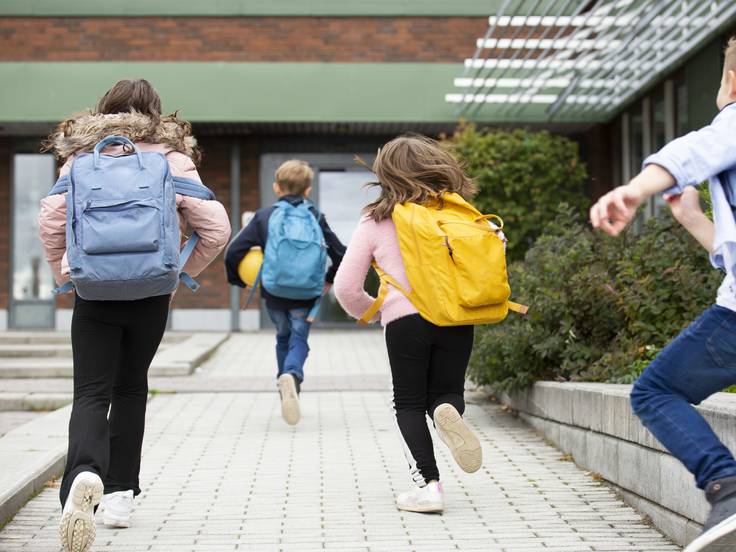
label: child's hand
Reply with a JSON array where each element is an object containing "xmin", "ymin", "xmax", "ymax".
[
  {"xmin": 590, "ymin": 183, "xmax": 645, "ymax": 236},
  {"xmin": 664, "ymin": 187, "xmax": 702, "ymax": 224}
]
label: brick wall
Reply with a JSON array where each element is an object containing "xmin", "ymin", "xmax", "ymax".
[
  {"xmin": 0, "ymin": 139, "xmax": 9, "ymax": 310},
  {"xmin": 0, "ymin": 17, "xmax": 488, "ymax": 62}
]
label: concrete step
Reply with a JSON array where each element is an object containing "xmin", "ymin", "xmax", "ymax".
[
  {"xmin": 0, "ymin": 344, "xmax": 73, "ymax": 358},
  {"xmin": 0, "ymin": 332, "xmax": 189, "ymax": 346},
  {"xmin": 0, "ymin": 332, "xmax": 71, "ymax": 345},
  {"xmin": 0, "ymin": 404, "xmax": 69, "ymax": 526},
  {"xmin": 0, "ymin": 393, "xmax": 74, "ymax": 412},
  {"xmin": 0, "ymin": 333, "xmax": 229, "ymax": 379},
  {"xmin": 0, "ymin": 358, "xmax": 191, "ymax": 378}
]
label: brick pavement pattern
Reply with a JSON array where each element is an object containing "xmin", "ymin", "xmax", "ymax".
[{"xmin": 0, "ymin": 331, "xmax": 680, "ymax": 551}]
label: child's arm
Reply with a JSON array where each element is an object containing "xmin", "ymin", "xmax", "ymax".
[
  {"xmin": 591, "ymin": 106, "xmax": 736, "ymax": 236},
  {"xmin": 665, "ymin": 187, "xmax": 715, "ymax": 253},
  {"xmin": 38, "ymin": 194, "xmax": 67, "ymax": 285},
  {"xmin": 170, "ymin": 152, "xmax": 231, "ymax": 277},
  {"xmin": 333, "ymin": 219, "xmax": 378, "ymax": 322},
  {"xmin": 318, "ymin": 214, "xmax": 347, "ymax": 289},
  {"xmin": 224, "ymin": 215, "xmax": 264, "ymax": 287}
]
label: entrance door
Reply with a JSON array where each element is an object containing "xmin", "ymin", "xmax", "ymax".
[
  {"xmin": 316, "ymin": 169, "xmax": 379, "ymax": 325},
  {"xmin": 258, "ymin": 153, "xmax": 378, "ymax": 327},
  {"xmin": 10, "ymin": 153, "xmax": 56, "ymax": 329}
]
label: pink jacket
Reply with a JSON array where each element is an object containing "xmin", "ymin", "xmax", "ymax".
[
  {"xmin": 38, "ymin": 142, "xmax": 231, "ymax": 285},
  {"xmin": 334, "ymin": 216, "xmax": 418, "ymax": 326}
]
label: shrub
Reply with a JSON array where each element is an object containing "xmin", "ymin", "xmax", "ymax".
[
  {"xmin": 446, "ymin": 124, "xmax": 589, "ymax": 261},
  {"xmin": 468, "ymin": 204, "xmax": 722, "ymax": 391}
]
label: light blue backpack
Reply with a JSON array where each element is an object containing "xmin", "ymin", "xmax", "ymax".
[
  {"xmin": 48, "ymin": 135, "xmax": 215, "ymax": 301},
  {"xmin": 261, "ymin": 200, "xmax": 327, "ymax": 300}
]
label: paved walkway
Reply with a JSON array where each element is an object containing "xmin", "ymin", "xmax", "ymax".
[{"xmin": 0, "ymin": 332, "xmax": 680, "ymax": 551}]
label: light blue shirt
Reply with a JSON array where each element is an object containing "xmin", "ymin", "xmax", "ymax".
[{"xmin": 644, "ymin": 102, "xmax": 736, "ymax": 311}]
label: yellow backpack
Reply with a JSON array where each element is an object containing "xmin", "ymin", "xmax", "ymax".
[{"xmin": 359, "ymin": 192, "xmax": 528, "ymax": 326}]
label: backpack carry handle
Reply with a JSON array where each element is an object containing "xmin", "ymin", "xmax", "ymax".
[
  {"xmin": 93, "ymin": 135, "xmax": 144, "ymax": 170},
  {"xmin": 436, "ymin": 214, "xmax": 504, "ymax": 232}
]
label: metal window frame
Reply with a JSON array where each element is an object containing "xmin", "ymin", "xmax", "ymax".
[{"xmin": 8, "ymin": 143, "xmax": 56, "ymax": 330}]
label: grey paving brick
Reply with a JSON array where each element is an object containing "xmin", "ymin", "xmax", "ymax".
[{"xmin": 0, "ymin": 331, "xmax": 680, "ymax": 551}]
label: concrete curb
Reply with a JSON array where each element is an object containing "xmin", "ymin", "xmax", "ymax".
[
  {"xmin": 486, "ymin": 382, "xmax": 736, "ymax": 547},
  {"xmin": 0, "ymin": 405, "xmax": 70, "ymax": 526},
  {"xmin": 0, "ymin": 333, "xmax": 229, "ymax": 379},
  {"xmin": 0, "ymin": 393, "xmax": 73, "ymax": 412}
]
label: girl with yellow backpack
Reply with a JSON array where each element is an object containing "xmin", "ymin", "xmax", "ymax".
[{"xmin": 334, "ymin": 135, "xmax": 525, "ymax": 514}]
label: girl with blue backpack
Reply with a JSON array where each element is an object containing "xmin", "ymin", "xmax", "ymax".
[
  {"xmin": 38, "ymin": 79, "xmax": 230, "ymax": 552},
  {"xmin": 225, "ymin": 160, "xmax": 345, "ymax": 426}
]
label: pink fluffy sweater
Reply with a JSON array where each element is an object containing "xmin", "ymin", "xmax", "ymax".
[{"xmin": 334, "ymin": 216, "xmax": 418, "ymax": 326}]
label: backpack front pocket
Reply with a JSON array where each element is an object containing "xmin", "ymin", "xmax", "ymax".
[
  {"xmin": 446, "ymin": 229, "xmax": 510, "ymax": 308},
  {"xmin": 81, "ymin": 198, "xmax": 161, "ymax": 254}
]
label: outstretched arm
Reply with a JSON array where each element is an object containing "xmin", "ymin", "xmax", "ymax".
[
  {"xmin": 591, "ymin": 106, "xmax": 736, "ymax": 236},
  {"xmin": 590, "ymin": 165, "xmax": 675, "ymax": 236},
  {"xmin": 333, "ymin": 219, "xmax": 377, "ymax": 321}
]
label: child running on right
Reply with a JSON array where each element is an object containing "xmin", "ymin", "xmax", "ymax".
[
  {"xmin": 334, "ymin": 135, "xmax": 489, "ymax": 514},
  {"xmin": 591, "ymin": 36, "xmax": 736, "ymax": 552}
]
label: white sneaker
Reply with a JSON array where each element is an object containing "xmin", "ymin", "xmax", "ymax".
[
  {"xmin": 59, "ymin": 471, "xmax": 103, "ymax": 552},
  {"xmin": 434, "ymin": 403, "xmax": 482, "ymax": 473},
  {"xmin": 396, "ymin": 481, "xmax": 444, "ymax": 513},
  {"xmin": 278, "ymin": 373, "xmax": 301, "ymax": 425},
  {"xmin": 99, "ymin": 490, "xmax": 133, "ymax": 528},
  {"xmin": 684, "ymin": 513, "xmax": 736, "ymax": 551}
]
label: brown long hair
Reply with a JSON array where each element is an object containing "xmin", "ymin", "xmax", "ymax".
[
  {"xmin": 96, "ymin": 79, "xmax": 162, "ymax": 121},
  {"xmin": 361, "ymin": 134, "xmax": 477, "ymax": 222}
]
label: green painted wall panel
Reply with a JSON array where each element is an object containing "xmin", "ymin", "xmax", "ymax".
[
  {"xmin": 0, "ymin": 62, "xmax": 556, "ymax": 124},
  {"xmin": 0, "ymin": 0, "xmax": 546, "ymax": 17}
]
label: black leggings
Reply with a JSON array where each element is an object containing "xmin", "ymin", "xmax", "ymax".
[
  {"xmin": 60, "ymin": 294, "xmax": 170, "ymax": 507},
  {"xmin": 385, "ymin": 314, "xmax": 474, "ymax": 484}
]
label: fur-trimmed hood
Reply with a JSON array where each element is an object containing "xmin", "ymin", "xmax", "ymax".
[{"xmin": 44, "ymin": 112, "xmax": 200, "ymax": 165}]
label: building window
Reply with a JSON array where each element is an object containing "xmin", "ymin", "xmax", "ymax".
[{"xmin": 676, "ymin": 78, "xmax": 689, "ymax": 136}]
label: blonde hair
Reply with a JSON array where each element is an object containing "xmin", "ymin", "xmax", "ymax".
[
  {"xmin": 361, "ymin": 134, "xmax": 477, "ymax": 222},
  {"xmin": 275, "ymin": 159, "xmax": 314, "ymax": 195},
  {"xmin": 726, "ymin": 36, "xmax": 736, "ymax": 74}
]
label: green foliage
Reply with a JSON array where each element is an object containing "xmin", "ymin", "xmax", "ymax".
[
  {"xmin": 469, "ymin": 204, "xmax": 722, "ymax": 391},
  {"xmin": 446, "ymin": 124, "xmax": 589, "ymax": 261}
]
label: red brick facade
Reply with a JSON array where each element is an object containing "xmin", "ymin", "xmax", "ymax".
[{"xmin": 0, "ymin": 17, "xmax": 488, "ymax": 62}]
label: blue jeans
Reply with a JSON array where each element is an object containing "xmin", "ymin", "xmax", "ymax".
[
  {"xmin": 631, "ymin": 305, "xmax": 736, "ymax": 489},
  {"xmin": 266, "ymin": 306, "xmax": 311, "ymax": 384}
]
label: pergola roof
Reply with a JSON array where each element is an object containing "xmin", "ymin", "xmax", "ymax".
[{"xmin": 447, "ymin": 0, "xmax": 736, "ymax": 122}]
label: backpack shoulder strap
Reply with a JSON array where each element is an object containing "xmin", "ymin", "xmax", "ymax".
[
  {"xmin": 358, "ymin": 262, "xmax": 412, "ymax": 325},
  {"xmin": 48, "ymin": 172, "xmax": 216, "ymax": 201},
  {"xmin": 508, "ymin": 301, "xmax": 529, "ymax": 315},
  {"xmin": 48, "ymin": 174, "xmax": 70, "ymax": 196},
  {"xmin": 173, "ymin": 176, "xmax": 215, "ymax": 200}
]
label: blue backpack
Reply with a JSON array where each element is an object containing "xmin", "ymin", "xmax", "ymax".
[
  {"xmin": 48, "ymin": 135, "xmax": 216, "ymax": 301},
  {"xmin": 261, "ymin": 200, "xmax": 327, "ymax": 300}
]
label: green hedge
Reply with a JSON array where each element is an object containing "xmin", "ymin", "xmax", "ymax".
[
  {"xmin": 447, "ymin": 124, "xmax": 589, "ymax": 261},
  {"xmin": 468, "ymin": 205, "xmax": 721, "ymax": 391}
]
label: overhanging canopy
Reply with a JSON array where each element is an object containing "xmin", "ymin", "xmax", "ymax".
[{"xmin": 447, "ymin": 0, "xmax": 736, "ymax": 122}]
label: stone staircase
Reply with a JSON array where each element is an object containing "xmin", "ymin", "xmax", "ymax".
[{"xmin": 0, "ymin": 332, "xmax": 227, "ymax": 378}]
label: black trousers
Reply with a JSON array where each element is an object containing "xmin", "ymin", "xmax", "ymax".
[
  {"xmin": 385, "ymin": 314, "xmax": 474, "ymax": 484},
  {"xmin": 59, "ymin": 294, "xmax": 170, "ymax": 507}
]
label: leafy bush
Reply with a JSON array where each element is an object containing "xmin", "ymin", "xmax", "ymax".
[
  {"xmin": 446, "ymin": 124, "xmax": 589, "ymax": 261},
  {"xmin": 469, "ymin": 204, "xmax": 722, "ymax": 391}
]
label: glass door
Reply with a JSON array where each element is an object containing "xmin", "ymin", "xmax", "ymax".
[
  {"xmin": 10, "ymin": 153, "xmax": 55, "ymax": 329},
  {"xmin": 316, "ymin": 169, "xmax": 379, "ymax": 325}
]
